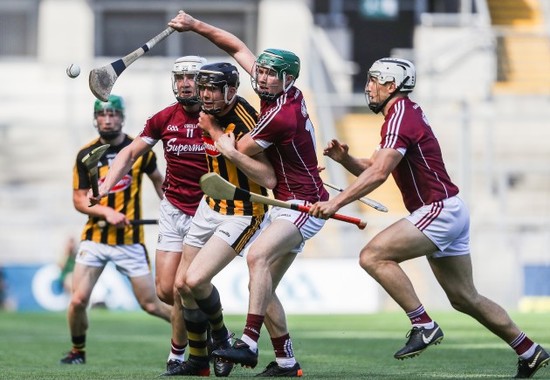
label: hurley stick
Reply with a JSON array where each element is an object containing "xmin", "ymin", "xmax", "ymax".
[
  {"xmin": 81, "ymin": 144, "xmax": 110, "ymax": 198},
  {"xmin": 324, "ymin": 182, "xmax": 388, "ymax": 213},
  {"xmin": 89, "ymin": 27, "xmax": 175, "ymax": 101},
  {"xmin": 97, "ymin": 219, "xmax": 158, "ymax": 228},
  {"xmin": 200, "ymin": 173, "xmax": 367, "ymax": 230}
]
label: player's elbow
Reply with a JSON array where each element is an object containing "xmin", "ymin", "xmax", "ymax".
[{"xmin": 264, "ymin": 176, "xmax": 277, "ymax": 190}]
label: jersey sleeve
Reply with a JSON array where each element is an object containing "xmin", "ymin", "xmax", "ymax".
[
  {"xmin": 140, "ymin": 113, "xmax": 162, "ymax": 143},
  {"xmin": 381, "ymin": 113, "xmax": 417, "ymax": 152}
]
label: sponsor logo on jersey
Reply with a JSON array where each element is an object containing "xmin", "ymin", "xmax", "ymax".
[
  {"xmin": 100, "ymin": 174, "xmax": 132, "ymax": 193},
  {"xmin": 165, "ymin": 137, "xmax": 205, "ymax": 156},
  {"xmin": 202, "ymin": 135, "xmax": 221, "ymax": 157}
]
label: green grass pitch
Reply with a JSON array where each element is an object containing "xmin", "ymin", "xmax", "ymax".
[{"xmin": 0, "ymin": 310, "xmax": 549, "ymax": 379}]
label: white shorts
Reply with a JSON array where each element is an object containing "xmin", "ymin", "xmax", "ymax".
[
  {"xmin": 268, "ymin": 200, "xmax": 326, "ymax": 254},
  {"xmin": 157, "ymin": 197, "xmax": 194, "ymax": 252},
  {"xmin": 184, "ymin": 198, "xmax": 266, "ymax": 256},
  {"xmin": 76, "ymin": 240, "xmax": 151, "ymax": 277},
  {"xmin": 406, "ymin": 196, "xmax": 470, "ymax": 258}
]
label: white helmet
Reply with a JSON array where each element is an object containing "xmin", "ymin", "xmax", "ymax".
[
  {"xmin": 368, "ymin": 58, "xmax": 416, "ymax": 92},
  {"xmin": 172, "ymin": 55, "xmax": 207, "ymax": 105}
]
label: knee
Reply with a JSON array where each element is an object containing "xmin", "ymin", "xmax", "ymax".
[
  {"xmin": 140, "ymin": 300, "xmax": 160, "ymax": 315},
  {"xmin": 156, "ymin": 282, "xmax": 173, "ymax": 305},
  {"xmin": 174, "ymin": 275, "xmax": 189, "ymax": 297},
  {"xmin": 358, "ymin": 245, "xmax": 378, "ymax": 274},
  {"xmin": 448, "ymin": 297, "xmax": 468, "ymax": 313},
  {"xmin": 447, "ymin": 292, "xmax": 477, "ymax": 313},
  {"xmin": 184, "ymin": 273, "xmax": 209, "ymax": 292},
  {"xmin": 184, "ymin": 273, "xmax": 200, "ymax": 292},
  {"xmin": 246, "ymin": 250, "xmax": 265, "ymax": 272},
  {"xmin": 69, "ymin": 294, "xmax": 89, "ymax": 311}
]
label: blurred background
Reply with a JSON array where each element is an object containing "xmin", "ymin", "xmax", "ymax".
[{"xmin": 0, "ymin": 0, "xmax": 549, "ymax": 314}]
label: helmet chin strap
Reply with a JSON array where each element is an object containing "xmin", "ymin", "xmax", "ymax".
[
  {"xmin": 282, "ymin": 73, "xmax": 295, "ymax": 93},
  {"xmin": 176, "ymin": 96, "xmax": 200, "ymax": 106},
  {"xmin": 368, "ymin": 76, "xmax": 410, "ymax": 114},
  {"xmin": 252, "ymin": 70, "xmax": 294, "ymax": 101},
  {"xmin": 200, "ymin": 87, "xmax": 235, "ymax": 115},
  {"xmin": 200, "ymin": 104, "xmax": 222, "ymax": 115}
]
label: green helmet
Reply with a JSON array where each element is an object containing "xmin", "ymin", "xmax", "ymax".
[
  {"xmin": 253, "ymin": 49, "xmax": 300, "ymax": 100},
  {"xmin": 256, "ymin": 49, "xmax": 300, "ymax": 80},
  {"xmin": 94, "ymin": 94, "xmax": 125, "ymax": 117}
]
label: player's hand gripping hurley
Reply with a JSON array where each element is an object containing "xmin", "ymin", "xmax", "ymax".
[
  {"xmin": 200, "ymin": 173, "xmax": 367, "ymax": 230},
  {"xmin": 89, "ymin": 27, "xmax": 175, "ymax": 101}
]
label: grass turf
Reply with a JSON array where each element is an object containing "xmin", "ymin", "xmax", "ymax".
[{"xmin": 0, "ymin": 310, "xmax": 549, "ymax": 379}]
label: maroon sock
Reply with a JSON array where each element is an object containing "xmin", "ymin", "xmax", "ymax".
[
  {"xmin": 243, "ymin": 314, "xmax": 264, "ymax": 342},
  {"xmin": 510, "ymin": 332, "xmax": 535, "ymax": 356},
  {"xmin": 171, "ymin": 338, "xmax": 186, "ymax": 356},
  {"xmin": 271, "ymin": 334, "xmax": 294, "ymax": 358},
  {"xmin": 407, "ymin": 305, "xmax": 432, "ymax": 325}
]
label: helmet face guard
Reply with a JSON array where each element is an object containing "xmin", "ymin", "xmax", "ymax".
[
  {"xmin": 252, "ymin": 49, "xmax": 300, "ymax": 101},
  {"xmin": 365, "ymin": 58, "xmax": 416, "ymax": 114},
  {"xmin": 195, "ymin": 63, "xmax": 239, "ymax": 115},
  {"xmin": 172, "ymin": 56, "xmax": 207, "ymax": 105}
]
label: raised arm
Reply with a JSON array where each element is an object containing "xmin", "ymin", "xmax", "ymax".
[{"xmin": 168, "ymin": 11, "xmax": 256, "ymax": 75}]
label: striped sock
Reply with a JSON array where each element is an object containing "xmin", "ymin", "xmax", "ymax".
[
  {"xmin": 71, "ymin": 334, "xmax": 86, "ymax": 352},
  {"xmin": 510, "ymin": 332, "xmax": 536, "ymax": 357},
  {"xmin": 271, "ymin": 334, "xmax": 297, "ymax": 368},
  {"xmin": 406, "ymin": 305, "xmax": 433, "ymax": 327},
  {"xmin": 168, "ymin": 338, "xmax": 186, "ymax": 361}
]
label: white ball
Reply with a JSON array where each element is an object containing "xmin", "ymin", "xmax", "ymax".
[{"xmin": 66, "ymin": 64, "xmax": 81, "ymax": 78}]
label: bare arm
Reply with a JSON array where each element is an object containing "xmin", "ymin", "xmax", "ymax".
[
  {"xmin": 323, "ymin": 139, "xmax": 373, "ymax": 176},
  {"xmin": 215, "ymin": 132, "xmax": 276, "ymax": 189},
  {"xmin": 309, "ymin": 148, "xmax": 402, "ymax": 218},
  {"xmin": 201, "ymin": 116, "xmax": 264, "ymax": 158},
  {"xmin": 147, "ymin": 168, "xmax": 165, "ymax": 199},
  {"xmin": 168, "ymin": 11, "xmax": 256, "ymax": 75},
  {"xmin": 89, "ymin": 138, "xmax": 153, "ymax": 205},
  {"xmin": 198, "ymin": 112, "xmax": 276, "ymax": 188},
  {"xmin": 74, "ymin": 188, "xmax": 128, "ymax": 227}
]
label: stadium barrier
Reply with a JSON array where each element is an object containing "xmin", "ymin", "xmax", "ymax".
[{"xmin": 1, "ymin": 258, "xmax": 380, "ymax": 314}]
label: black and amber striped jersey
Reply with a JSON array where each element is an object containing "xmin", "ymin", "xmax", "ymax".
[
  {"xmin": 73, "ymin": 135, "xmax": 158, "ymax": 245},
  {"xmin": 201, "ymin": 96, "xmax": 268, "ymax": 216}
]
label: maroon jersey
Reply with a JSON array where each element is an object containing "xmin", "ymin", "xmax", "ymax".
[
  {"xmin": 249, "ymin": 87, "xmax": 329, "ymax": 203},
  {"xmin": 140, "ymin": 102, "xmax": 207, "ymax": 216},
  {"xmin": 380, "ymin": 97, "xmax": 459, "ymax": 212}
]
